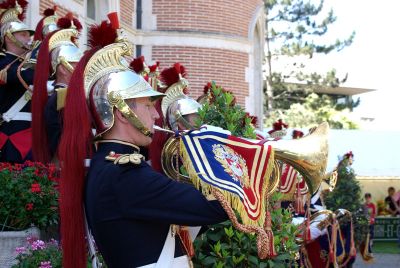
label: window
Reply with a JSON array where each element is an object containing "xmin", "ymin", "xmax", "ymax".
[
  {"xmin": 86, "ymin": 0, "xmax": 110, "ymax": 22},
  {"xmin": 135, "ymin": 45, "xmax": 142, "ymax": 58},
  {"xmin": 136, "ymin": 0, "xmax": 142, "ymax": 29},
  {"xmin": 87, "ymin": 0, "xmax": 95, "ymax": 20}
]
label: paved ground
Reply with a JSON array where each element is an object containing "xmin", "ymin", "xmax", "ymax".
[{"xmin": 353, "ymin": 253, "xmax": 400, "ymax": 268}]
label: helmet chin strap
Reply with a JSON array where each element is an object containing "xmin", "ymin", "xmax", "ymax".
[
  {"xmin": 108, "ymin": 92, "xmax": 152, "ymax": 137},
  {"xmin": 6, "ymin": 31, "xmax": 31, "ymax": 51},
  {"xmin": 175, "ymin": 110, "xmax": 195, "ymax": 130},
  {"xmin": 51, "ymin": 57, "xmax": 75, "ymax": 77}
]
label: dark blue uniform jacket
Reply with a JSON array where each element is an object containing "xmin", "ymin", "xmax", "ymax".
[
  {"xmin": 44, "ymin": 85, "xmax": 64, "ymax": 158},
  {"xmin": 0, "ymin": 51, "xmax": 34, "ymax": 163},
  {"xmin": 85, "ymin": 141, "xmax": 227, "ymax": 267}
]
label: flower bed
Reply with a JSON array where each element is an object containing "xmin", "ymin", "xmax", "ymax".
[{"xmin": 0, "ymin": 161, "xmax": 59, "ymax": 231}]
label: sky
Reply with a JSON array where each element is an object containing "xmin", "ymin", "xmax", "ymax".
[{"xmin": 317, "ymin": 0, "xmax": 400, "ymax": 130}]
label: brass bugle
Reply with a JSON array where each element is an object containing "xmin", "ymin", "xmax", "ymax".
[
  {"xmin": 158, "ymin": 122, "xmax": 330, "ymax": 196},
  {"xmin": 269, "ymin": 122, "xmax": 329, "ymax": 195}
]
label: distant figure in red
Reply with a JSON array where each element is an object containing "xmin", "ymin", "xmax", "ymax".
[{"xmin": 364, "ymin": 193, "xmax": 376, "ymax": 251}]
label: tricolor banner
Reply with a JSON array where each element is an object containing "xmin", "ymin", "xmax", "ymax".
[{"xmin": 180, "ymin": 130, "xmax": 274, "ymax": 227}]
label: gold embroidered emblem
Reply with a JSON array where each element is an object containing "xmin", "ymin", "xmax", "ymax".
[
  {"xmin": 105, "ymin": 151, "xmax": 144, "ymax": 165},
  {"xmin": 212, "ymin": 144, "xmax": 250, "ymax": 188}
]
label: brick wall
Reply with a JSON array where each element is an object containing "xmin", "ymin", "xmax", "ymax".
[
  {"xmin": 153, "ymin": 0, "xmax": 261, "ymax": 38},
  {"xmin": 39, "ymin": 0, "xmax": 73, "ymax": 18},
  {"xmin": 152, "ymin": 46, "xmax": 248, "ymax": 106},
  {"xmin": 120, "ymin": 0, "xmax": 133, "ymax": 27},
  {"xmin": 35, "ymin": 0, "xmax": 262, "ymax": 109}
]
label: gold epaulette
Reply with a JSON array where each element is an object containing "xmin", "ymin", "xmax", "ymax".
[
  {"xmin": 56, "ymin": 87, "xmax": 68, "ymax": 110},
  {"xmin": 105, "ymin": 151, "xmax": 144, "ymax": 165}
]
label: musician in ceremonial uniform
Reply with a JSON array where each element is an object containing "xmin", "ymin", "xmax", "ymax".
[
  {"xmin": 58, "ymin": 14, "xmax": 227, "ymax": 268},
  {"xmin": 0, "ymin": 0, "xmax": 35, "ymax": 163},
  {"xmin": 31, "ymin": 14, "xmax": 82, "ymax": 162}
]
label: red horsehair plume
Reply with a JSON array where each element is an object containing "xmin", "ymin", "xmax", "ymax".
[
  {"xmin": 43, "ymin": 5, "xmax": 57, "ymax": 16},
  {"xmin": 149, "ymin": 61, "xmax": 160, "ymax": 73},
  {"xmin": 272, "ymin": 119, "xmax": 288, "ymax": 130},
  {"xmin": 57, "ymin": 12, "xmax": 83, "ymax": 32},
  {"xmin": 107, "ymin": 12, "xmax": 120, "ymax": 29},
  {"xmin": 130, "ymin": 56, "xmax": 146, "ymax": 74},
  {"xmin": 292, "ymin": 129, "xmax": 304, "ymax": 139},
  {"xmin": 87, "ymin": 20, "xmax": 117, "ymax": 49},
  {"xmin": 58, "ymin": 15, "xmax": 121, "ymax": 267},
  {"xmin": 0, "ymin": 0, "xmax": 29, "ymax": 20},
  {"xmin": 344, "ymin": 151, "xmax": 354, "ymax": 159},
  {"xmin": 159, "ymin": 63, "xmax": 187, "ymax": 93},
  {"xmin": 203, "ymin": 82, "xmax": 212, "ymax": 94}
]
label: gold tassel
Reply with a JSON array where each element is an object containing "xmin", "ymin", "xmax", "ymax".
[{"xmin": 0, "ymin": 66, "xmax": 9, "ymax": 84}]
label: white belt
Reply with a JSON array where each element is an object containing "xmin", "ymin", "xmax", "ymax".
[
  {"xmin": 137, "ymin": 255, "xmax": 190, "ymax": 268},
  {"xmin": 2, "ymin": 91, "xmax": 32, "ymax": 122},
  {"xmin": 2, "ymin": 111, "xmax": 31, "ymax": 122}
]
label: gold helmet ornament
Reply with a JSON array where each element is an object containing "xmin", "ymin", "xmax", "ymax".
[
  {"xmin": 0, "ymin": 0, "xmax": 34, "ymax": 49},
  {"xmin": 159, "ymin": 63, "xmax": 201, "ymax": 131}
]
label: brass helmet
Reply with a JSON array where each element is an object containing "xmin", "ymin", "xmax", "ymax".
[
  {"xmin": 159, "ymin": 63, "xmax": 201, "ymax": 130},
  {"xmin": 84, "ymin": 15, "xmax": 164, "ymax": 137},
  {"xmin": 48, "ymin": 13, "xmax": 83, "ymax": 74},
  {"xmin": 33, "ymin": 6, "xmax": 58, "ymax": 41},
  {"xmin": 268, "ymin": 119, "xmax": 288, "ymax": 139},
  {"xmin": 0, "ymin": 0, "xmax": 34, "ymax": 49}
]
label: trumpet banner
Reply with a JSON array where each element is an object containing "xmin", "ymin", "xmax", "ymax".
[
  {"xmin": 279, "ymin": 163, "xmax": 308, "ymax": 196},
  {"xmin": 180, "ymin": 130, "xmax": 274, "ymax": 227}
]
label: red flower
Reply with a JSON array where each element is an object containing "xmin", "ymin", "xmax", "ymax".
[
  {"xmin": 25, "ymin": 203, "xmax": 34, "ymax": 211},
  {"xmin": 31, "ymin": 182, "xmax": 41, "ymax": 193}
]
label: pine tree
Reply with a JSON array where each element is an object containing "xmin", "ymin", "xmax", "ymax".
[
  {"xmin": 264, "ymin": 0, "xmax": 358, "ymax": 125},
  {"xmin": 324, "ymin": 154, "xmax": 369, "ymax": 245}
]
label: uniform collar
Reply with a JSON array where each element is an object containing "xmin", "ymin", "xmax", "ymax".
[{"xmin": 95, "ymin": 139, "xmax": 141, "ymax": 154}]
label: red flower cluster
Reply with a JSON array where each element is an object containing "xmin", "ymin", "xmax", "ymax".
[
  {"xmin": 243, "ymin": 112, "xmax": 258, "ymax": 127},
  {"xmin": 31, "ymin": 182, "xmax": 41, "ymax": 193},
  {"xmin": 0, "ymin": 161, "xmax": 60, "ymax": 230},
  {"xmin": 25, "ymin": 203, "xmax": 34, "ymax": 211}
]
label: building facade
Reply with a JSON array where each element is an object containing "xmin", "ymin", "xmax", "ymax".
[{"xmin": 25, "ymin": 0, "xmax": 265, "ymax": 126}]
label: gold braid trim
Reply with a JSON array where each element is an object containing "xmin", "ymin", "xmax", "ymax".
[
  {"xmin": 17, "ymin": 53, "xmax": 33, "ymax": 92},
  {"xmin": 105, "ymin": 152, "xmax": 144, "ymax": 165},
  {"xmin": 180, "ymin": 138, "xmax": 275, "ymax": 228},
  {"xmin": 0, "ymin": 54, "xmax": 26, "ymax": 84}
]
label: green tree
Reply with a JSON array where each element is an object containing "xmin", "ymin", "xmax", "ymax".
[
  {"xmin": 265, "ymin": 93, "xmax": 359, "ymax": 129},
  {"xmin": 264, "ymin": 0, "xmax": 358, "ymax": 124},
  {"xmin": 324, "ymin": 155, "xmax": 369, "ymax": 246}
]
